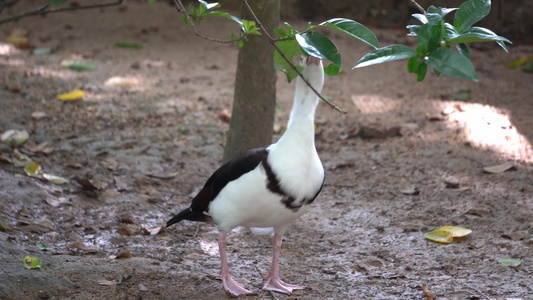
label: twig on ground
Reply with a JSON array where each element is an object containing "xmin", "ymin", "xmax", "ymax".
[{"xmin": 0, "ymin": 0, "xmax": 123, "ymax": 25}]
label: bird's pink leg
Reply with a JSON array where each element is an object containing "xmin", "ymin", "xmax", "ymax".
[
  {"xmin": 218, "ymin": 232, "xmax": 252, "ymax": 296},
  {"xmin": 262, "ymin": 234, "xmax": 305, "ymax": 294}
]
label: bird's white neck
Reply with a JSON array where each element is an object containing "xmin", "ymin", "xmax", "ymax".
[{"xmin": 276, "ymin": 76, "xmax": 320, "ymax": 148}]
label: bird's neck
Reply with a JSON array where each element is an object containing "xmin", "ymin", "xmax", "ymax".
[{"xmin": 277, "ymin": 81, "xmax": 319, "ymax": 148}]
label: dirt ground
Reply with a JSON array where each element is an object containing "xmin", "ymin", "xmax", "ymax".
[{"xmin": 1, "ymin": 1, "xmax": 532, "ymax": 300}]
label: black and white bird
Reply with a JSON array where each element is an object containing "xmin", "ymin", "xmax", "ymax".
[{"xmin": 166, "ymin": 56, "xmax": 325, "ymax": 296}]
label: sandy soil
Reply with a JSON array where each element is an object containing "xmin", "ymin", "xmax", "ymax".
[{"xmin": 1, "ymin": 1, "xmax": 532, "ymax": 300}]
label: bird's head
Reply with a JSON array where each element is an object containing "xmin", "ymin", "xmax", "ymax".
[{"xmin": 299, "ymin": 56, "xmax": 324, "ymax": 94}]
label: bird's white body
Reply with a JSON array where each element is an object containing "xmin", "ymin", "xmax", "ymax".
[{"xmin": 209, "ymin": 58, "xmax": 325, "ymax": 236}]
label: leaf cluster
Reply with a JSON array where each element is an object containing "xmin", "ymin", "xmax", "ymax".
[
  {"xmin": 179, "ymin": 1, "xmax": 259, "ymax": 47},
  {"xmin": 274, "ymin": 19, "xmax": 378, "ymax": 82},
  {"xmin": 354, "ymin": 0, "xmax": 511, "ymax": 81},
  {"xmin": 177, "ymin": 0, "xmax": 510, "ymax": 83}
]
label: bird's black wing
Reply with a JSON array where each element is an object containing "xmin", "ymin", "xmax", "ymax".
[{"xmin": 166, "ymin": 147, "xmax": 268, "ymax": 226}]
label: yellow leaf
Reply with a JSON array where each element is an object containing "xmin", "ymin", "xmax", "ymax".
[
  {"xmin": 424, "ymin": 229, "xmax": 453, "ymax": 244},
  {"xmin": 24, "ymin": 161, "xmax": 41, "ymax": 176},
  {"xmin": 6, "ymin": 36, "xmax": 28, "ymax": 43},
  {"xmin": 506, "ymin": 55, "xmax": 533, "ymax": 69},
  {"xmin": 57, "ymin": 89, "xmax": 84, "ymax": 101},
  {"xmin": 438, "ymin": 226, "xmax": 472, "ymax": 238}
]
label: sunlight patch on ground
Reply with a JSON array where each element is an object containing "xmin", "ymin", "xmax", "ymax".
[
  {"xmin": 351, "ymin": 94, "xmax": 398, "ymax": 114},
  {"xmin": 105, "ymin": 76, "xmax": 149, "ymax": 91},
  {"xmin": 445, "ymin": 102, "xmax": 532, "ymax": 163},
  {"xmin": 199, "ymin": 239, "xmax": 219, "ymax": 256},
  {"xmin": 0, "ymin": 43, "xmax": 19, "ymax": 56}
]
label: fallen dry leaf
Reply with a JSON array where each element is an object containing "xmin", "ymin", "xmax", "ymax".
[
  {"xmin": 31, "ymin": 111, "xmax": 47, "ymax": 120},
  {"xmin": 98, "ymin": 189, "xmax": 121, "ymax": 202},
  {"xmin": 483, "ymin": 162, "xmax": 515, "ymax": 174},
  {"xmin": 99, "ymin": 158, "xmax": 118, "ymax": 170},
  {"xmin": 66, "ymin": 241, "xmax": 98, "ymax": 253},
  {"xmin": 141, "ymin": 226, "xmax": 163, "ymax": 235},
  {"xmin": 44, "ymin": 197, "xmax": 69, "ymax": 207},
  {"xmin": 117, "ymin": 214, "xmax": 135, "ymax": 224},
  {"xmin": 18, "ymin": 217, "xmax": 55, "ymax": 233},
  {"xmin": 116, "ymin": 251, "xmax": 131, "ymax": 259},
  {"xmin": 75, "ymin": 178, "xmax": 98, "ymax": 190},
  {"xmin": 117, "ymin": 225, "xmax": 139, "ymax": 236},
  {"xmin": 97, "ymin": 279, "xmax": 119, "ymax": 286}
]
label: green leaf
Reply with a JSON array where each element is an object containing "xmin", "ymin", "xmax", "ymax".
[
  {"xmin": 181, "ymin": 14, "xmax": 189, "ymax": 26},
  {"xmin": 198, "ymin": 0, "xmax": 220, "ymax": 11},
  {"xmin": 498, "ymin": 258, "xmax": 521, "ymax": 267},
  {"xmin": 412, "ymin": 13, "xmax": 428, "ymax": 24},
  {"xmin": 412, "ymin": 13, "xmax": 443, "ymax": 25},
  {"xmin": 446, "ymin": 30, "xmax": 511, "ymax": 46},
  {"xmin": 207, "ymin": 11, "xmax": 242, "ymax": 26},
  {"xmin": 33, "ymin": 48, "xmax": 52, "ymax": 55},
  {"xmin": 415, "ymin": 62, "xmax": 428, "ymax": 81},
  {"xmin": 407, "ymin": 57, "xmax": 427, "ymax": 81},
  {"xmin": 353, "ymin": 45, "xmax": 417, "ymax": 68},
  {"xmin": 323, "ymin": 63, "xmax": 340, "ymax": 76},
  {"xmin": 469, "ymin": 26, "xmax": 510, "ymax": 52},
  {"xmin": 60, "ymin": 60, "xmax": 96, "ymax": 71},
  {"xmin": 426, "ymin": 49, "xmax": 478, "ymax": 81},
  {"xmin": 274, "ymin": 39, "xmax": 304, "ymax": 82},
  {"xmin": 416, "ymin": 23, "xmax": 444, "ymax": 56},
  {"xmin": 406, "ymin": 25, "xmax": 421, "ymax": 36},
  {"xmin": 23, "ymin": 256, "xmax": 42, "ymax": 269},
  {"xmin": 456, "ymin": 43, "xmax": 471, "ymax": 60},
  {"xmin": 427, "ymin": 6, "xmax": 457, "ymax": 18},
  {"xmin": 296, "ymin": 32, "xmax": 341, "ymax": 67},
  {"xmin": 36, "ymin": 243, "xmax": 50, "ymax": 251},
  {"xmin": 274, "ymin": 27, "xmax": 288, "ymax": 38},
  {"xmin": 48, "ymin": 0, "xmax": 67, "ymax": 5},
  {"xmin": 115, "ymin": 42, "xmax": 143, "ymax": 50},
  {"xmin": 230, "ymin": 33, "xmax": 244, "ymax": 48},
  {"xmin": 321, "ymin": 18, "xmax": 379, "ymax": 49},
  {"xmin": 453, "ymin": 0, "xmax": 491, "ymax": 33},
  {"xmin": 242, "ymin": 19, "xmax": 261, "ymax": 35},
  {"xmin": 443, "ymin": 23, "xmax": 459, "ymax": 39}
]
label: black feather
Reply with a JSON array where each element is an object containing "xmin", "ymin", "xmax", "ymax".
[{"xmin": 166, "ymin": 147, "xmax": 269, "ymax": 227}]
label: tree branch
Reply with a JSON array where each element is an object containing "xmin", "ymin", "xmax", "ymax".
[
  {"xmin": 0, "ymin": 0, "xmax": 123, "ymax": 25},
  {"xmin": 409, "ymin": 0, "xmax": 426, "ymax": 14},
  {"xmin": 241, "ymin": 0, "xmax": 346, "ymax": 114},
  {"xmin": 171, "ymin": 0, "xmax": 234, "ymax": 44}
]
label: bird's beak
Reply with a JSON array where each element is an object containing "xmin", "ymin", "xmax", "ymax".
[{"xmin": 305, "ymin": 56, "xmax": 321, "ymax": 66}]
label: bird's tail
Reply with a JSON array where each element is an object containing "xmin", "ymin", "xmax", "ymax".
[
  {"xmin": 166, "ymin": 207, "xmax": 210, "ymax": 227},
  {"xmin": 166, "ymin": 207, "xmax": 193, "ymax": 227}
]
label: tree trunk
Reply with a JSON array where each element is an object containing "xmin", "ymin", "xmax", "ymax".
[{"xmin": 222, "ymin": 0, "xmax": 280, "ymax": 163}]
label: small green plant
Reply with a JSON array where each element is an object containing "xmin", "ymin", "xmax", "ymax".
[{"xmin": 354, "ymin": 0, "xmax": 511, "ymax": 81}]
